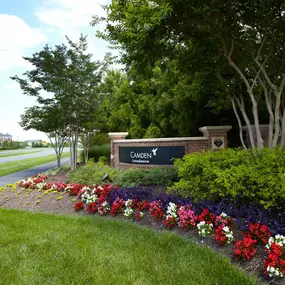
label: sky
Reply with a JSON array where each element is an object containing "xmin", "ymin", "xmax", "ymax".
[{"xmin": 0, "ymin": 0, "xmax": 112, "ymax": 141}]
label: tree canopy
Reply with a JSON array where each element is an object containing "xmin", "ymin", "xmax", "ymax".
[
  {"xmin": 93, "ymin": 0, "xmax": 285, "ymax": 148},
  {"xmin": 12, "ymin": 35, "xmax": 107, "ymax": 168}
]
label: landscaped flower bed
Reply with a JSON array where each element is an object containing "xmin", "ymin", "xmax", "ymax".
[{"xmin": 7, "ymin": 174, "xmax": 285, "ymax": 282}]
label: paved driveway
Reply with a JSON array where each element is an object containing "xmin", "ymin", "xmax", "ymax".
[{"xmin": 0, "ymin": 157, "xmax": 70, "ymax": 186}]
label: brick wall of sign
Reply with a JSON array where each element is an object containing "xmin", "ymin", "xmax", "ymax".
[{"xmin": 108, "ymin": 126, "xmax": 232, "ymax": 169}]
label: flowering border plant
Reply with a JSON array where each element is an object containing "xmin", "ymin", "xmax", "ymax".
[{"xmin": 264, "ymin": 235, "xmax": 285, "ymax": 278}]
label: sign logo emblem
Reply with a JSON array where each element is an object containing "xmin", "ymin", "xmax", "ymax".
[
  {"xmin": 214, "ymin": 139, "xmax": 223, "ymax": 148},
  {"xmin": 151, "ymin": 148, "xmax": 158, "ymax": 156},
  {"xmin": 212, "ymin": 137, "xmax": 225, "ymax": 149}
]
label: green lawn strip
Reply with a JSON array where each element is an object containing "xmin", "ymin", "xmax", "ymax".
[
  {"xmin": 0, "ymin": 150, "xmax": 42, "ymax": 158},
  {"xmin": 0, "ymin": 208, "xmax": 258, "ymax": 285},
  {"xmin": 0, "ymin": 153, "xmax": 70, "ymax": 177}
]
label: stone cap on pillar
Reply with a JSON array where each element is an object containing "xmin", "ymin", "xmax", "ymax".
[
  {"xmin": 108, "ymin": 132, "xmax": 129, "ymax": 140},
  {"xmin": 199, "ymin": 125, "xmax": 232, "ymax": 136}
]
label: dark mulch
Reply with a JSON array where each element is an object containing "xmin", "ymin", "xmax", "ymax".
[{"xmin": 0, "ymin": 171, "xmax": 284, "ymax": 285}]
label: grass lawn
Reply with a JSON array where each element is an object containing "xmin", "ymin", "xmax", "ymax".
[
  {"xmin": 0, "ymin": 208, "xmax": 258, "ymax": 285},
  {"xmin": 0, "ymin": 150, "xmax": 42, "ymax": 158},
  {"xmin": 0, "ymin": 153, "xmax": 70, "ymax": 176}
]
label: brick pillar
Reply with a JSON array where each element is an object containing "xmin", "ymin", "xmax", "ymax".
[
  {"xmin": 242, "ymin": 124, "xmax": 270, "ymax": 147},
  {"xmin": 199, "ymin": 126, "xmax": 232, "ymax": 150},
  {"xmin": 108, "ymin": 132, "xmax": 128, "ymax": 167}
]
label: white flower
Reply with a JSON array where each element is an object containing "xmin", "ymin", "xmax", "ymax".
[
  {"xmin": 223, "ymin": 226, "xmax": 229, "ymax": 232},
  {"xmin": 197, "ymin": 222, "xmax": 213, "ymax": 237},
  {"xmin": 165, "ymin": 202, "xmax": 179, "ymax": 221},
  {"xmin": 125, "ymin": 199, "xmax": 133, "ymax": 207},
  {"xmin": 124, "ymin": 207, "xmax": 134, "ymax": 218},
  {"xmin": 36, "ymin": 182, "xmax": 45, "ymax": 189}
]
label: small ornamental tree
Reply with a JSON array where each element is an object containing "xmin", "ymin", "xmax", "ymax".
[{"xmin": 12, "ymin": 35, "xmax": 108, "ymax": 170}]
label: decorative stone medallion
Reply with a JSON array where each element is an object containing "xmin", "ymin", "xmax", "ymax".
[{"xmin": 212, "ymin": 137, "xmax": 225, "ymax": 149}]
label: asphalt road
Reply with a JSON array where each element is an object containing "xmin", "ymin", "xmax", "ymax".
[
  {"xmin": 0, "ymin": 157, "xmax": 70, "ymax": 186},
  {"xmin": 0, "ymin": 148, "xmax": 70, "ymax": 164}
]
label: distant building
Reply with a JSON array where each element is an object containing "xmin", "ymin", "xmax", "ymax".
[
  {"xmin": 0, "ymin": 133, "xmax": 12, "ymax": 142},
  {"xmin": 25, "ymin": 139, "xmax": 42, "ymax": 147}
]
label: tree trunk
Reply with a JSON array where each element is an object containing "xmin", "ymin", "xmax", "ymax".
[
  {"xmin": 272, "ymin": 91, "xmax": 282, "ymax": 147},
  {"xmin": 85, "ymin": 132, "xmax": 90, "ymax": 164},
  {"xmin": 70, "ymin": 128, "xmax": 78, "ymax": 170},
  {"xmin": 264, "ymin": 90, "xmax": 274, "ymax": 148},
  {"xmin": 236, "ymin": 96, "xmax": 256, "ymax": 150},
  {"xmin": 225, "ymin": 42, "xmax": 263, "ymax": 149},
  {"xmin": 280, "ymin": 109, "xmax": 285, "ymax": 148},
  {"xmin": 47, "ymin": 133, "xmax": 65, "ymax": 168},
  {"xmin": 230, "ymin": 96, "xmax": 247, "ymax": 149},
  {"xmin": 251, "ymin": 99, "xmax": 263, "ymax": 149}
]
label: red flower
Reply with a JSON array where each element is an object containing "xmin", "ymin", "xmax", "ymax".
[
  {"xmin": 215, "ymin": 226, "xmax": 231, "ymax": 246},
  {"xmin": 248, "ymin": 222, "xmax": 271, "ymax": 244},
  {"xmin": 234, "ymin": 234, "xmax": 257, "ymax": 260},
  {"xmin": 86, "ymin": 202, "xmax": 98, "ymax": 214},
  {"xmin": 149, "ymin": 201, "xmax": 164, "ymax": 220},
  {"xmin": 137, "ymin": 200, "xmax": 149, "ymax": 211},
  {"xmin": 73, "ymin": 201, "xmax": 84, "ymax": 211},
  {"xmin": 135, "ymin": 212, "xmax": 143, "ymax": 221},
  {"xmin": 163, "ymin": 217, "xmax": 177, "ymax": 228},
  {"xmin": 110, "ymin": 198, "xmax": 125, "ymax": 216},
  {"xmin": 197, "ymin": 208, "xmax": 215, "ymax": 224}
]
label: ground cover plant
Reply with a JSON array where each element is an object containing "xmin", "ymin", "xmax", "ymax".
[
  {"xmin": 0, "ymin": 153, "xmax": 70, "ymax": 176},
  {"xmin": 0, "ymin": 208, "xmax": 258, "ymax": 285}
]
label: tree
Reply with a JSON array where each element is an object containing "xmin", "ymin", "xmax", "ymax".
[
  {"xmin": 12, "ymin": 35, "xmax": 107, "ymax": 169},
  {"xmin": 94, "ymin": 0, "xmax": 285, "ymax": 149},
  {"xmin": 97, "ymin": 62, "xmax": 235, "ymax": 139},
  {"xmin": 20, "ymin": 104, "xmax": 67, "ymax": 168}
]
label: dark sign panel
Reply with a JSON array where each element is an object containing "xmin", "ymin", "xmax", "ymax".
[{"xmin": 119, "ymin": 146, "xmax": 185, "ymax": 165}]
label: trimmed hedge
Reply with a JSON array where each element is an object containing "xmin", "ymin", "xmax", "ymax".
[{"xmin": 171, "ymin": 148, "xmax": 285, "ymax": 210}]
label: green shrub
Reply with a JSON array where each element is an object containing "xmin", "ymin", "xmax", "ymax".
[
  {"xmin": 170, "ymin": 148, "xmax": 285, "ymax": 210},
  {"xmin": 79, "ymin": 144, "xmax": 110, "ymax": 163},
  {"xmin": 68, "ymin": 162, "xmax": 121, "ymax": 185},
  {"xmin": 91, "ymin": 133, "xmax": 110, "ymax": 145},
  {"xmin": 98, "ymin": 156, "xmax": 107, "ymax": 164},
  {"xmin": 117, "ymin": 167, "xmax": 178, "ymax": 187},
  {"xmin": 68, "ymin": 162, "xmax": 178, "ymax": 187}
]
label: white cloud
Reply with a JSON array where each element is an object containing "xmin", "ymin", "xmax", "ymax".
[
  {"xmin": 36, "ymin": 0, "xmax": 107, "ymax": 29},
  {"xmin": 36, "ymin": 0, "xmax": 110, "ymax": 60},
  {"xmin": 0, "ymin": 14, "xmax": 46, "ymax": 71}
]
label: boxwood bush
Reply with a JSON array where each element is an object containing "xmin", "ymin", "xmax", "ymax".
[{"xmin": 170, "ymin": 148, "xmax": 285, "ymax": 210}]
